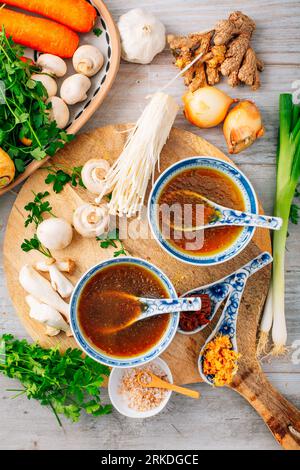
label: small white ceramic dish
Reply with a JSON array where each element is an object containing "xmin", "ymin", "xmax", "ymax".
[{"xmin": 108, "ymin": 357, "xmax": 173, "ymax": 418}]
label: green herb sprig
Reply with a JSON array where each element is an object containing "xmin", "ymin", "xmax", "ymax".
[
  {"xmin": 97, "ymin": 228, "xmax": 127, "ymax": 258},
  {"xmin": 21, "ymin": 234, "xmax": 52, "ymax": 258},
  {"xmin": 0, "ymin": 31, "xmax": 73, "ymax": 174},
  {"xmin": 24, "ymin": 191, "xmax": 55, "ymax": 228},
  {"xmin": 44, "ymin": 165, "xmax": 85, "ymax": 193},
  {"xmin": 0, "ymin": 334, "xmax": 112, "ymax": 426}
]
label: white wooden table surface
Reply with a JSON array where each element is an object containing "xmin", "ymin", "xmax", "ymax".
[{"xmin": 0, "ymin": 0, "xmax": 299, "ymax": 450}]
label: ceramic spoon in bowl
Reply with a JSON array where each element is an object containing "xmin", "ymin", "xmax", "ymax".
[
  {"xmin": 197, "ymin": 252, "xmax": 272, "ymax": 386},
  {"xmin": 96, "ymin": 292, "xmax": 202, "ymax": 334},
  {"xmin": 167, "ymin": 189, "xmax": 282, "ymax": 231},
  {"xmin": 179, "ymin": 251, "xmax": 273, "ymax": 335}
]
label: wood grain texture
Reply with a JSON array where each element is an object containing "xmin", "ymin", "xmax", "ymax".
[
  {"xmin": 4, "ymin": 125, "xmax": 300, "ymax": 449},
  {"xmin": 1, "ymin": 0, "xmax": 300, "ymax": 451}
]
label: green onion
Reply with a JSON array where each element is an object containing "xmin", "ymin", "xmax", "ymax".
[{"xmin": 258, "ymin": 94, "xmax": 300, "ymax": 355}]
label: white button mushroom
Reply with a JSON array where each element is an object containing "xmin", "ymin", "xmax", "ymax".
[
  {"xmin": 60, "ymin": 74, "xmax": 91, "ymax": 105},
  {"xmin": 31, "ymin": 73, "xmax": 57, "ymax": 98},
  {"xmin": 36, "ymin": 218, "xmax": 73, "ymax": 251},
  {"xmin": 81, "ymin": 159, "xmax": 111, "ymax": 195},
  {"xmin": 26, "ymin": 295, "xmax": 70, "ymax": 335},
  {"xmin": 37, "ymin": 54, "xmax": 67, "ymax": 78},
  {"xmin": 73, "ymin": 203, "xmax": 110, "ymax": 238},
  {"xmin": 46, "ymin": 97, "xmax": 70, "ymax": 129},
  {"xmin": 73, "ymin": 45, "xmax": 104, "ymax": 77}
]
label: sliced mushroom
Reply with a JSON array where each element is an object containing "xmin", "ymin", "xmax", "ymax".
[
  {"xmin": 37, "ymin": 54, "xmax": 67, "ymax": 78},
  {"xmin": 26, "ymin": 295, "xmax": 71, "ymax": 335},
  {"xmin": 73, "ymin": 203, "xmax": 110, "ymax": 238},
  {"xmin": 60, "ymin": 74, "xmax": 91, "ymax": 105},
  {"xmin": 73, "ymin": 45, "xmax": 104, "ymax": 77},
  {"xmin": 46, "ymin": 97, "xmax": 70, "ymax": 129},
  {"xmin": 35, "ymin": 262, "xmax": 74, "ymax": 299},
  {"xmin": 31, "ymin": 73, "xmax": 57, "ymax": 98},
  {"xmin": 36, "ymin": 218, "xmax": 73, "ymax": 251},
  {"xmin": 19, "ymin": 265, "xmax": 69, "ymax": 319},
  {"xmin": 81, "ymin": 159, "xmax": 111, "ymax": 195},
  {"xmin": 35, "ymin": 258, "xmax": 75, "ymax": 274}
]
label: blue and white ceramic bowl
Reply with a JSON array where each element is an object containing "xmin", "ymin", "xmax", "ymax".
[
  {"xmin": 148, "ymin": 156, "xmax": 258, "ymax": 266},
  {"xmin": 70, "ymin": 257, "xmax": 179, "ymax": 368}
]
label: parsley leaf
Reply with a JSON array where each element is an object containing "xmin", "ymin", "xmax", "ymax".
[
  {"xmin": 0, "ymin": 335, "xmax": 111, "ymax": 426},
  {"xmin": 44, "ymin": 166, "xmax": 85, "ymax": 193},
  {"xmin": 97, "ymin": 229, "xmax": 127, "ymax": 257},
  {"xmin": 21, "ymin": 234, "xmax": 52, "ymax": 258},
  {"xmin": 93, "ymin": 28, "xmax": 103, "ymax": 37},
  {"xmin": 24, "ymin": 191, "xmax": 54, "ymax": 228}
]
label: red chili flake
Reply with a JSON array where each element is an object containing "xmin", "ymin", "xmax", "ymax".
[{"xmin": 179, "ymin": 294, "xmax": 211, "ymax": 332}]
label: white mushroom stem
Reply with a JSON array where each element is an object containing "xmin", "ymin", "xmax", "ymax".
[
  {"xmin": 26, "ymin": 295, "xmax": 71, "ymax": 335},
  {"xmin": 73, "ymin": 203, "xmax": 110, "ymax": 238},
  {"xmin": 48, "ymin": 265, "xmax": 74, "ymax": 299},
  {"xmin": 19, "ymin": 265, "xmax": 69, "ymax": 319},
  {"xmin": 35, "ymin": 258, "xmax": 75, "ymax": 274},
  {"xmin": 73, "ymin": 45, "xmax": 104, "ymax": 77}
]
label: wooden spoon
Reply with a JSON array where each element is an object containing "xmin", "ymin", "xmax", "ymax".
[
  {"xmin": 166, "ymin": 189, "xmax": 282, "ymax": 232},
  {"xmin": 137, "ymin": 371, "xmax": 200, "ymax": 399}
]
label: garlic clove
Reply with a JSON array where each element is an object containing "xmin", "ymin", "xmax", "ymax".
[{"xmin": 223, "ymin": 100, "xmax": 264, "ymax": 154}]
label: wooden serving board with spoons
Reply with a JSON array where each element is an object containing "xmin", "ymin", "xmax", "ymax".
[{"xmin": 3, "ymin": 125, "xmax": 300, "ymax": 449}]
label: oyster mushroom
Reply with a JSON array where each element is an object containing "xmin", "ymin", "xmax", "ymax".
[
  {"xmin": 35, "ymin": 260, "xmax": 74, "ymax": 299},
  {"xmin": 35, "ymin": 258, "xmax": 76, "ymax": 275},
  {"xmin": 73, "ymin": 45, "xmax": 104, "ymax": 77},
  {"xmin": 73, "ymin": 203, "xmax": 110, "ymax": 238},
  {"xmin": 19, "ymin": 265, "xmax": 69, "ymax": 318},
  {"xmin": 46, "ymin": 97, "xmax": 70, "ymax": 129},
  {"xmin": 37, "ymin": 54, "xmax": 67, "ymax": 78},
  {"xmin": 81, "ymin": 159, "xmax": 111, "ymax": 195},
  {"xmin": 60, "ymin": 74, "xmax": 91, "ymax": 105},
  {"xmin": 36, "ymin": 218, "xmax": 73, "ymax": 251},
  {"xmin": 26, "ymin": 295, "xmax": 71, "ymax": 335}
]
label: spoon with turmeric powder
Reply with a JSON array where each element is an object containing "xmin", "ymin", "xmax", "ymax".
[{"xmin": 198, "ymin": 252, "xmax": 272, "ymax": 386}]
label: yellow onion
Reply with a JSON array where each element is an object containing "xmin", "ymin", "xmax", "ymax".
[
  {"xmin": 0, "ymin": 147, "xmax": 15, "ymax": 189},
  {"xmin": 183, "ymin": 86, "xmax": 234, "ymax": 128},
  {"xmin": 223, "ymin": 100, "xmax": 264, "ymax": 154}
]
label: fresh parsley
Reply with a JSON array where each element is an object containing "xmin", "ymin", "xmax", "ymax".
[
  {"xmin": 44, "ymin": 165, "xmax": 85, "ymax": 193},
  {"xmin": 21, "ymin": 234, "xmax": 52, "ymax": 258},
  {"xmin": 0, "ymin": 334, "xmax": 112, "ymax": 426},
  {"xmin": 93, "ymin": 28, "xmax": 103, "ymax": 37},
  {"xmin": 0, "ymin": 31, "xmax": 74, "ymax": 174},
  {"xmin": 97, "ymin": 228, "xmax": 127, "ymax": 258},
  {"xmin": 24, "ymin": 191, "xmax": 55, "ymax": 228}
]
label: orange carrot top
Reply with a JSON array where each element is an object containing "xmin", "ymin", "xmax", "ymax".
[
  {"xmin": 0, "ymin": 9, "xmax": 79, "ymax": 58},
  {"xmin": 2, "ymin": 0, "xmax": 97, "ymax": 33}
]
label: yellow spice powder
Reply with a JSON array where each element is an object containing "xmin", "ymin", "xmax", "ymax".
[{"xmin": 203, "ymin": 335, "xmax": 240, "ymax": 387}]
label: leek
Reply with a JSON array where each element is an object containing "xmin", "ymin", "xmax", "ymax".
[{"xmin": 259, "ymin": 94, "xmax": 300, "ymax": 355}]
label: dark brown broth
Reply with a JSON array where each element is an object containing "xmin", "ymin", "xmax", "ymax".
[
  {"xmin": 158, "ymin": 167, "xmax": 245, "ymax": 255},
  {"xmin": 78, "ymin": 264, "xmax": 170, "ymax": 358}
]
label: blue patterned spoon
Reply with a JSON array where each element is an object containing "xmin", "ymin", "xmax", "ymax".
[
  {"xmin": 168, "ymin": 190, "xmax": 282, "ymax": 231},
  {"xmin": 96, "ymin": 292, "xmax": 201, "ymax": 334},
  {"xmin": 179, "ymin": 251, "xmax": 273, "ymax": 335},
  {"xmin": 198, "ymin": 252, "xmax": 273, "ymax": 386}
]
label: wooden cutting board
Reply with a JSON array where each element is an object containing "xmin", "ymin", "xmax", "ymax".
[{"xmin": 3, "ymin": 125, "xmax": 300, "ymax": 449}]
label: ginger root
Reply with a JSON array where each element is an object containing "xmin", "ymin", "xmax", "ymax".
[{"xmin": 168, "ymin": 11, "xmax": 263, "ymax": 91}]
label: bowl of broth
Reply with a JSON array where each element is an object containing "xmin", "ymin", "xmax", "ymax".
[
  {"xmin": 148, "ymin": 157, "xmax": 258, "ymax": 266},
  {"xmin": 70, "ymin": 257, "xmax": 179, "ymax": 368}
]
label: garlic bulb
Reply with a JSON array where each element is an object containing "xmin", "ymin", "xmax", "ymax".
[
  {"xmin": 183, "ymin": 87, "xmax": 234, "ymax": 128},
  {"xmin": 81, "ymin": 158, "xmax": 111, "ymax": 195},
  {"xmin": 223, "ymin": 100, "xmax": 264, "ymax": 154},
  {"xmin": 73, "ymin": 203, "xmax": 110, "ymax": 238},
  {"xmin": 118, "ymin": 8, "xmax": 166, "ymax": 64}
]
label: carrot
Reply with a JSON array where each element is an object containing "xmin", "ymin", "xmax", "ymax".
[
  {"xmin": 3, "ymin": 0, "xmax": 97, "ymax": 33},
  {"xmin": 0, "ymin": 9, "xmax": 79, "ymax": 58}
]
